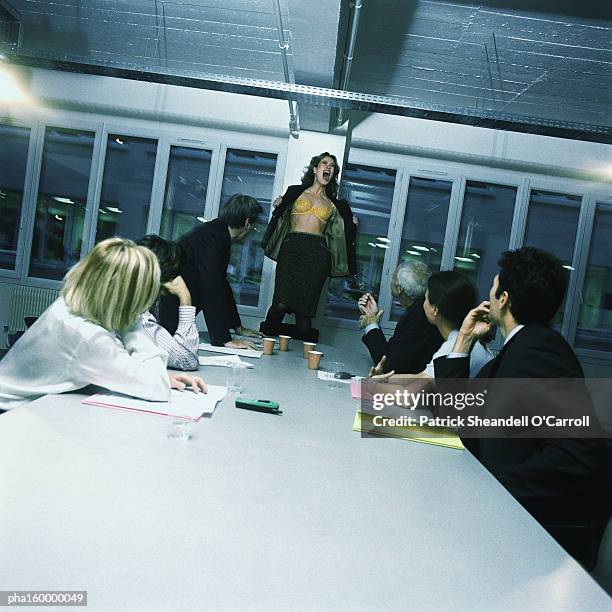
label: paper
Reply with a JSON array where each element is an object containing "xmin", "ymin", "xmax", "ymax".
[
  {"xmin": 353, "ymin": 411, "xmax": 464, "ymax": 450},
  {"xmin": 82, "ymin": 385, "xmax": 227, "ymax": 421},
  {"xmin": 199, "ymin": 343, "xmax": 262, "ymax": 359},
  {"xmin": 199, "ymin": 354, "xmax": 254, "ymax": 368},
  {"xmin": 317, "ymin": 371, "xmax": 352, "ymax": 385},
  {"xmin": 350, "ymin": 378, "xmax": 362, "ymax": 399}
]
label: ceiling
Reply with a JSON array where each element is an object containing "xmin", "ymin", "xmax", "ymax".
[{"xmin": 1, "ymin": 0, "xmax": 610, "ymax": 142}]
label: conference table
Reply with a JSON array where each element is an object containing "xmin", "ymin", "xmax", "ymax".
[{"xmin": 1, "ymin": 341, "xmax": 609, "ymax": 611}]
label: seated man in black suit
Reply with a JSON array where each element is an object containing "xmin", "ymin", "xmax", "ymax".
[
  {"xmin": 160, "ymin": 194, "xmax": 264, "ymax": 349},
  {"xmin": 435, "ymin": 247, "xmax": 606, "ymax": 568},
  {"xmin": 358, "ymin": 260, "xmax": 442, "ymax": 374}
]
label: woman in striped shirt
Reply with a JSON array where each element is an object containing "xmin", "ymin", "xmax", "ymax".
[{"xmin": 137, "ymin": 235, "xmax": 200, "ymax": 371}]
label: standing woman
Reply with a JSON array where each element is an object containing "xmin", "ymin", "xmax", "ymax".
[
  {"xmin": 0, "ymin": 237, "xmax": 206, "ymax": 410},
  {"xmin": 260, "ymin": 152, "xmax": 357, "ymax": 341}
]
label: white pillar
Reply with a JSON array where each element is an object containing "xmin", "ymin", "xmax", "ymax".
[{"xmin": 280, "ymin": 131, "xmax": 348, "ymax": 193}]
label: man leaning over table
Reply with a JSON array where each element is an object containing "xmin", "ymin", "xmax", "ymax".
[{"xmin": 159, "ymin": 194, "xmax": 264, "ymax": 350}]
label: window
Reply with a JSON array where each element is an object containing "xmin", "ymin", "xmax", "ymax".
[
  {"xmin": 453, "ymin": 181, "xmax": 517, "ymax": 300},
  {"xmin": 221, "ymin": 149, "xmax": 278, "ymax": 308},
  {"xmin": 523, "ymin": 189, "xmax": 581, "ymax": 328},
  {"xmin": 95, "ymin": 135, "xmax": 157, "ymax": 243},
  {"xmin": 575, "ymin": 201, "xmax": 612, "ymax": 352},
  {"xmin": 391, "ymin": 177, "xmax": 452, "ymax": 320},
  {"xmin": 0, "ymin": 124, "xmax": 30, "ymax": 271},
  {"xmin": 160, "ymin": 146, "xmax": 212, "ymax": 241},
  {"xmin": 29, "ymin": 127, "xmax": 95, "ymax": 279},
  {"xmin": 325, "ymin": 164, "xmax": 396, "ymax": 320}
]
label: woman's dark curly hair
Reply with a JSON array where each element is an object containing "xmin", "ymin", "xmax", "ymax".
[{"xmin": 300, "ymin": 152, "xmax": 341, "ymax": 198}]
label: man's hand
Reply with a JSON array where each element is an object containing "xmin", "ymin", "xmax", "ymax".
[
  {"xmin": 358, "ymin": 293, "xmax": 378, "ymax": 316},
  {"xmin": 236, "ymin": 325, "xmax": 264, "ymax": 339},
  {"xmin": 454, "ymin": 301, "xmax": 494, "ymax": 353},
  {"xmin": 272, "ymin": 195, "xmax": 282, "ymax": 208},
  {"xmin": 359, "ymin": 309, "xmax": 383, "ymax": 329},
  {"xmin": 353, "ymin": 215, "xmax": 359, "ymax": 226},
  {"xmin": 225, "ymin": 339, "xmax": 259, "ymax": 350},
  {"xmin": 168, "ymin": 372, "xmax": 207, "ymax": 393},
  {"xmin": 163, "ymin": 275, "xmax": 192, "ymax": 306},
  {"xmin": 368, "ymin": 356, "xmax": 395, "ymax": 382}
]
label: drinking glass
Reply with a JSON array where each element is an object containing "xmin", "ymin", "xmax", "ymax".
[{"xmin": 327, "ymin": 361, "xmax": 345, "ymax": 390}]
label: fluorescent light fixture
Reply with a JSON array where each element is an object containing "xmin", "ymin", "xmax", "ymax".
[
  {"xmin": 115, "ymin": 138, "xmax": 124, "ymax": 145},
  {"xmin": 406, "ymin": 250, "xmax": 421, "ymax": 256},
  {"xmin": 368, "ymin": 242, "xmax": 377, "ymax": 248},
  {"xmin": 470, "ymin": 253, "xmax": 481, "ymax": 259},
  {"xmin": 376, "ymin": 237, "xmax": 390, "ymax": 243},
  {"xmin": 106, "ymin": 207, "xmax": 122, "ymax": 214},
  {"xmin": 412, "ymin": 245, "xmax": 429, "ymax": 252},
  {"xmin": 0, "ymin": 65, "xmax": 30, "ymax": 104},
  {"xmin": 563, "ymin": 265, "xmax": 575, "ymax": 271},
  {"xmin": 377, "ymin": 243, "xmax": 389, "ymax": 249},
  {"xmin": 54, "ymin": 215, "xmax": 63, "ymax": 221},
  {"xmin": 53, "ymin": 197, "xmax": 74, "ymax": 204},
  {"xmin": 196, "ymin": 217, "xmax": 206, "ymax": 223},
  {"xmin": 455, "ymin": 256, "xmax": 473, "ymax": 263}
]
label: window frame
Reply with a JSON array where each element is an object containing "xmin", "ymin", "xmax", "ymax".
[
  {"xmin": 0, "ymin": 119, "xmax": 38, "ymax": 280},
  {"xmin": 522, "ymin": 180, "xmax": 591, "ymax": 340},
  {"xmin": 332, "ymin": 147, "xmax": 612, "ymax": 363},
  {"xmin": 568, "ymin": 192, "xmax": 612, "ymax": 360},
  {"xmin": 21, "ymin": 118, "xmax": 101, "ymax": 288},
  {"xmin": 146, "ymin": 138, "xmax": 221, "ymax": 238},
  {"xmin": 210, "ymin": 142, "xmax": 287, "ymax": 318},
  {"xmin": 320, "ymin": 150, "xmax": 406, "ymax": 330},
  {"xmin": 2, "ymin": 110, "xmax": 610, "ymax": 364},
  {"xmin": 1, "ymin": 116, "xmax": 288, "ymax": 310}
]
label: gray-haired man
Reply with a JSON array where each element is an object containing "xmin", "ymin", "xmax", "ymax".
[{"xmin": 358, "ymin": 260, "xmax": 442, "ymax": 374}]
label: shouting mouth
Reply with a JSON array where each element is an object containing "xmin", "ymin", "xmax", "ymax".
[{"xmin": 322, "ymin": 170, "xmax": 331, "ymax": 180}]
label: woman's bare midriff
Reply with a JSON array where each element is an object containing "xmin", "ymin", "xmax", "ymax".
[{"xmin": 290, "ymin": 213, "xmax": 326, "ymax": 235}]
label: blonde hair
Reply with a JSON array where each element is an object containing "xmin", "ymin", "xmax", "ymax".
[{"xmin": 62, "ymin": 237, "xmax": 160, "ymax": 332}]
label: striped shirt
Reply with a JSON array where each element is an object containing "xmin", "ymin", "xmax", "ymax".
[{"xmin": 139, "ymin": 306, "xmax": 199, "ymax": 371}]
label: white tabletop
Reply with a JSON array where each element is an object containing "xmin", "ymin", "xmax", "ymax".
[{"xmin": 1, "ymin": 342, "xmax": 609, "ymax": 611}]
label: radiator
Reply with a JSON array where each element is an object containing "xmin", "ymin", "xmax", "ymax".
[{"xmin": 8, "ymin": 285, "xmax": 60, "ymax": 333}]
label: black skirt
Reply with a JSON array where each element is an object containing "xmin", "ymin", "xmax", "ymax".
[{"xmin": 272, "ymin": 232, "xmax": 331, "ymax": 318}]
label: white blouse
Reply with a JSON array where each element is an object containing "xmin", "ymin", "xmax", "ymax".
[
  {"xmin": 0, "ymin": 297, "xmax": 171, "ymax": 409},
  {"xmin": 424, "ymin": 329, "xmax": 493, "ymax": 378}
]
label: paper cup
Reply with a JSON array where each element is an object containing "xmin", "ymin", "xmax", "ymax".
[
  {"xmin": 263, "ymin": 337, "xmax": 276, "ymax": 355},
  {"xmin": 303, "ymin": 342, "xmax": 316, "ymax": 359},
  {"xmin": 278, "ymin": 335, "xmax": 291, "ymax": 351},
  {"xmin": 307, "ymin": 350, "xmax": 323, "ymax": 370}
]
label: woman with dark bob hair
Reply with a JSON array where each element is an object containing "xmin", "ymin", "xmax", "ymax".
[
  {"xmin": 260, "ymin": 152, "xmax": 357, "ymax": 341},
  {"xmin": 370, "ymin": 270, "xmax": 493, "ymax": 381}
]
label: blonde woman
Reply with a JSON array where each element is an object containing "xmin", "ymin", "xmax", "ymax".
[{"xmin": 0, "ymin": 238, "xmax": 206, "ymax": 410}]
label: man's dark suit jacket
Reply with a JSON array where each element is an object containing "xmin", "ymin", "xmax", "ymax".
[
  {"xmin": 434, "ymin": 324, "xmax": 606, "ymax": 567},
  {"xmin": 160, "ymin": 218, "xmax": 240, "ymax": 346},
  {"xmin": 362, "ymin": 298, "xmax": 442, "ymax": 374}
]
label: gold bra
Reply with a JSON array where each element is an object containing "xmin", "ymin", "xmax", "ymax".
[{"xmin": 292, "ymin": 196, "xmax": 334, "ymax": 223}]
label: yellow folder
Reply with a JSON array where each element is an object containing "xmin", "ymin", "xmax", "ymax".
[{"xmin": 353, "ymin": 411, "xmax": 464, "ymax": 450}]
